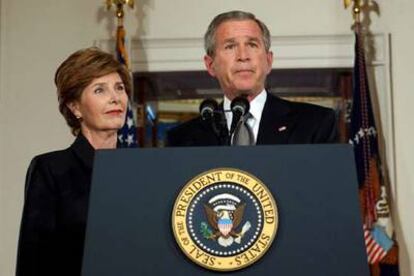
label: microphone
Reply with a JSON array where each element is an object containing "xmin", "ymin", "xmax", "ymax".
[
  {"xmin": 230, "ymin": 96, "xmax": 250, "ymax": 135},
  {"xmin": 199, "ymin": 98, "xmax": 219, "ymax": 121},
  {"xmin": 199, "ymin": 98, "xmax": 228, "ymax": 145}
]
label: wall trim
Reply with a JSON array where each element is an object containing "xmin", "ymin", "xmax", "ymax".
[{"xmin": 95, "ymin": 33, "xmax": 387, "ymax": 72}]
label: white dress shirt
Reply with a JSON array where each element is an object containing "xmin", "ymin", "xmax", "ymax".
[{"xmin": 223, "ymin": 90, "xmax": 267, "ymax": 143}]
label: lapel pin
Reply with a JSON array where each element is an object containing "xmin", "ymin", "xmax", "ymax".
[{"xmin": 278, "ymin": 126, "xmax": 287, "ymax": 132}]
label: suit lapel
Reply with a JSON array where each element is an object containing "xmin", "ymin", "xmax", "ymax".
[
  {"xmin": 257, "ymin": 94, "xmax": 292, "ymax": 145},
  {"xmin": 71, "ymin": 134, "xmax": 95, "ymax": 170}
]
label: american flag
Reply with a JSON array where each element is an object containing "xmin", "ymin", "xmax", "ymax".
[
  {"xmin": 349, "ymin": 23, "xmax": 397, "ymax": 271},
  {"xmin": 115, "ymin": 24, "xmax": 138, "ymax": 148},
  {"xmin": 364, "ymin": 224, "xmax": 393, "ymax": 264}
]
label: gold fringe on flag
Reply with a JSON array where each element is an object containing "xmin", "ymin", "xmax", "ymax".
[{"xmin": 116, "ymin": 25, "xmax": 129, "ymax": 68}]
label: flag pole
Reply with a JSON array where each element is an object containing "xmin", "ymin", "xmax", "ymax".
[
  {"xmin": 106, "ymin": 0, "xmax": 140, "ymax": 148},
  {"xmin": 106, "ymin": 0, "xmax": 135, "ymax": 68},
  {"xmin": 344, "ymin": 1, "xmax": 400, "ymax": 274}
]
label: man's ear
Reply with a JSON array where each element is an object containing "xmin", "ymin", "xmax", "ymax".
[
  {"xmin": 266, "ymin": 51, "xmax": 274, "ymax": 74},
  {"xmin": 67, "ymin": 101, "xmax": 82, "ymax": 119},
  {"xmin": 204, "ymin": 55, "xmax": 216, "ymax": 77}
]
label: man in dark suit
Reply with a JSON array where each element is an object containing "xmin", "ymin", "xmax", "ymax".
[{"xmin": 167, "ymin": 10, "xmax": 337, "ymax": 146}]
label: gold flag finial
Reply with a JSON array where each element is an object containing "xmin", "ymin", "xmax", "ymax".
[
  {"xmin": 344, "ymin": 0, "xmax": 353, "ymax": 8},
  {"xmin": 344, "ymin": 0, "xmax": 363, "ymax": 23},
  {"xmin": 106, "ymin": 0, "xmax": 135, "ymax": 19}
]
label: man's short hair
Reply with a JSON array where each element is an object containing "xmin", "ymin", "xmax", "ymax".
[{"xmin": 204, "ymin": 10, "xmax": 271, "ymax": 57}]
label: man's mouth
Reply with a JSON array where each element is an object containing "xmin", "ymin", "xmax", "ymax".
[{"xmin": 234, "ymin": 69, "xmax": 254, "ymax": 74}]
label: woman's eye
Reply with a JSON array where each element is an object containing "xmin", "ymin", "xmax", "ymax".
[
  {"xmin": 94, "ymin": 88, "xmax": 104, "ymax": 94},
  {"xmin": 116, "ymin": 84, "xmax": 125, "ymax": 92}
]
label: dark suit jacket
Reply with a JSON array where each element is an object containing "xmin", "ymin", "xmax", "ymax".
[
  {"xmin": 166, "ymin": 93, "xmax": 338, "ymax": 146},
  {"xmin": 16, "ymin": 134, "xmax": 94, "ymax": 276}
]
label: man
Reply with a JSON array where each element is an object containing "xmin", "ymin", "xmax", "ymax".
[{"xmin": 166, "ymin": 10, "xmax": 337, "ymax": 146}]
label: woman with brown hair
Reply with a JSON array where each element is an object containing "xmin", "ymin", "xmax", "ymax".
[{"xmin": 16, "ymin": 47, "xmax": 132, "ymax": 276}]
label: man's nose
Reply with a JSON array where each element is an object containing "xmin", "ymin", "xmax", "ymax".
[{"xmin": 237, "ymin": 45, "xmax": 250, "ymax": 61}]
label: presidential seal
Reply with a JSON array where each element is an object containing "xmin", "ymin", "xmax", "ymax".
[{"xmin": 171, "ymin": 168, "xmax": 278, "ymax": 271}]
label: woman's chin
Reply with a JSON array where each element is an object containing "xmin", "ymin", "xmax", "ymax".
[{"xmin": 107, "ymin": 119, "xmax": 127, "ymax": 130}]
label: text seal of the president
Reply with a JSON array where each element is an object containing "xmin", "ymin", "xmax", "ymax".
[{"xmin": 172, "ymin": 168, "xmax": 278, "ymax": 271}]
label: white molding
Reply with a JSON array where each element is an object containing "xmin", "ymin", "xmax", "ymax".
[
  {"xmin": 269, "ymin": 35, "xmax": 354, "ymax": 69},
  {"xmin": 95, "ymin": 33, "xmax": 387, "ymax": 71},
  {"xmin": 370, "ymin": 34, "xmax": 396, "ymax": 195},
  {"xmin": 122, "ymin": 34, "xmax": 387, "ymax": 71},
  {"xmin": 131, "ymin": 37, "xmax": 204, "ymax": 72}
]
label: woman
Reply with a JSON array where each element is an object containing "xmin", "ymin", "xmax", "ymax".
[{"xmin": 16, "ymin": 47, "xmax": 132, "ymax": 276}]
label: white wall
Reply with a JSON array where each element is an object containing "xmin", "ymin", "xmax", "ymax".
[
  {"xmin": 0, "ymin": 0, "xmax": 135, "ymax": 273},
  {"xmin": 1, "ymin": 0, "xmax": 413, "ymax": 275},
  {"xmin": 0, "ymin": 0, "xmax": 5, "ymax": 269},
  {"xmin": 381, "ymin": 1, "xmax": 414, "ymax": 274}
]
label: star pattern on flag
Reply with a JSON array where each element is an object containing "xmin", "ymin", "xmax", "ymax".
[
  {"xmin": 127, "ymin": 116, "xmax": 134, "ymax": 129},
  {"xmin": 126, "ymin": 134, "xmax": 135, "ymax": 146},
  {"xmin": 117, "ymin": 102, "xmax": 138, "ymax": 148},
  {"xmin": 118, "ymin": 134, "xmax": 124, "ymax": 143},
  {"xmin": 349, "ymin": 127, "xmax": 377, "ymax": 145}
]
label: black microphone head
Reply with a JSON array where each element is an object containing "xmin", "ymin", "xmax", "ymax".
[
  {"xmin": 229, "ymin": 96, "xmax": 250, "ymax": 135},
  {"xmin": 199, "ymin": 98, "xmax": 219, "ymax": 120},
  {"xmin": 230, "ymin": 96, "xmax": 250, "ymax": 116}
]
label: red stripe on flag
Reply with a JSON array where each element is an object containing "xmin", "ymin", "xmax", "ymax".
[
  {"xmin": 363, "ymin": 224, "xmax": 387, "ymax": 264},
  {"xmin": 369, "ymin": 245, "xmax": 386, "ymax": 264},
  {"xmin": 366, "ymin": 239, "xmax": 375, "ymax": 252}
]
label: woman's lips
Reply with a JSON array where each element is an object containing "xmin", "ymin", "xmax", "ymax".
[{"xmin": 105, "ymin": 109, "xmax": 123, "ymax": 115}]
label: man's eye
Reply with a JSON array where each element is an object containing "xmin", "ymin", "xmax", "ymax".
[
  {"xmin": 225, "ymin": 44, "xmax": 235, "ymax": 50},
  {"xmin": 248, "ymin": 42, "xmax": 258, "ymax": 48}
]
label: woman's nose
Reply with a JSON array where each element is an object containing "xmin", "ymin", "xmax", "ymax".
[{"xmin": 109, "ymin": 88, "xmax": 121, "ymax": 103}]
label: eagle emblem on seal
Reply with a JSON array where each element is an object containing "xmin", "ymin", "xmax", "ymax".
[{"xmin": 201, "ymin": 193, "xmax": 251, "ymax": 247}]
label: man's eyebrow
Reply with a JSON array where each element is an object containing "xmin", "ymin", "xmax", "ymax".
[
  {"xmin": 223, "ymin": 38, "xmax": 236, "ymax": 44},
  {"xmin": 222, "ymin": 37, "xmax": 261, "ymax": 43},
  {"xmin": 246, "ymin": 37, "xmax": 261, "ymax": 43}
]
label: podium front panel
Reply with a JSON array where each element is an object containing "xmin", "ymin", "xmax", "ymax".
[{"xmin": 82, "ymin": 145, "xmax": 368, "ymax": 276}]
